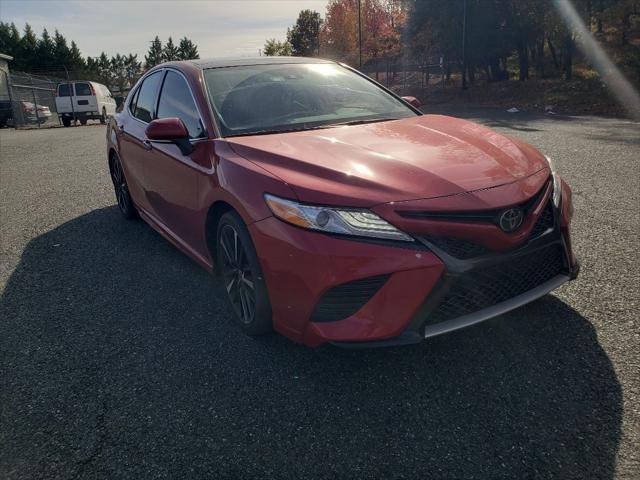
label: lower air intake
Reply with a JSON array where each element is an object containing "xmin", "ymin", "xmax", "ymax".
[
  {"xmin": 311, "ymin": 274, "xmax": 390, "ymax": 322},
  {"xmin": 427, "ymin": 244, "xmax": 565, "ymax": 325}
]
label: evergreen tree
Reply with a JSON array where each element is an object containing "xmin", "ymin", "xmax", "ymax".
[
  {"xmin": 162, "ymin": 36, "xmax": 179, "ymax": 62},
  {"xmin": 53, "ymin": 29, "xmax": 71, "ymax": 69},
  {"xmin": 263, "ymin": 38, "xmax": 292, "ymax": 56},
  {"xmin": 111, "ymin": 53, "xmax": 126, "ymax": 91},
  {"xmin": 19, "ymin": 24, "xmax": 39, "ymax": 70},
  {"xmin": 145, "ymin": 36, "xmax": 163, "ymax": 69},
  {"xmin": 37, "ymin": 28, "xmax": 55, "ymax": 70},
  {"xmin": 0, "ymin": 22, "xmax": 15, "ymax": 57},
  {"xmin": 178, "ymin": 37, "xmax": 199, "ymax": 60},
  {"xmin": 97, "ymin": 52, "xmax": 113, "ymax": 87},
  {"xmin": 69, "ymin": 41, "xmax": 85, "ymax": 73},
  {"xmin": 85, "ymin": 56, "xmax": 99, "ymax": 80},
  {"xmin": 124, "ymin": 54, "xmax": 142, "ymax": 88},
  {"xmin": 287, "ymin": 10, "xmax": 322, "ymax": 56}
]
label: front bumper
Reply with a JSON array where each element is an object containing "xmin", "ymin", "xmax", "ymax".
[
  {"xmin": 249, "ymin": 181, "xmax": 578, "ymax": 348},
  {"xmin": 249, "ymin": 217, "xmax": 445, "ymax": 347}
]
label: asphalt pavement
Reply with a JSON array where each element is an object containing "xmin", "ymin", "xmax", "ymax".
[{"xmin": 1, "ymin": 111, "xmax": 639, "ymax": 479}]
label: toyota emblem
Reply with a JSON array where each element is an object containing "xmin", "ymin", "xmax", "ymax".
[{"xmin": 498, "ymin": 208, "xmax": 524, "ymax": 232}]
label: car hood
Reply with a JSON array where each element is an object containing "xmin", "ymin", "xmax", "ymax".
[{"xmin": 226, "ymin": 115, "xmax": 548, "ymax": 207}]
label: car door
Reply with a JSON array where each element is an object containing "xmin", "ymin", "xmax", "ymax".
[
  {"xmin": 55, "ymin": 83, "xmax": 72, "ymax": 113},
  {"xmin": 117, "ymin": 70, "xmax": 165, "ymax": 213},
  {"xmin": 73, "ymin": 82, "xmax": 97, "ymax": 114},
  {"xmin": 143, "ymin": 69, "xmax": 208, "ymax": 249}
]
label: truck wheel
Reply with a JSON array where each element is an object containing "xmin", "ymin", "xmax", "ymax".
[
  {"xmin": 62, "ymin": 117, "xmax": 71, "ymax": 127},
  {"xmin": 80, "ymin": 118, "xmax": 87, "ymax": 126}
]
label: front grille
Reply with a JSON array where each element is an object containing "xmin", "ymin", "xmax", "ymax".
[
  {"xmin": 414, "ymin": 199, "xmax": 556, "ymax": 260},
  {"xmin": 421, "ymin": 236, "xmax": 490, "ymax": 259},
  {"xmin": 311, "ymin": 274, "xmax": 390, "ymax": 322},
  {"xmin": 396, "ymin": 179, "xmax": 549, "ymax": 223},
  {"xmin": 529, "ymin": 201, "xmax": 554, "ymax": 239},
  {"xmin": 426, "ymin": 244, "xmax": 565, "ymax": 325}
]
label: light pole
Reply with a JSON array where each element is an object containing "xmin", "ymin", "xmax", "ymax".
[
  {"xmin": 462, "ymin": 0, "xmax": 468, "ymax": 90},
  {"xmin": 358, "ymin": 0, "xmax": 362, "ymax": 67}
]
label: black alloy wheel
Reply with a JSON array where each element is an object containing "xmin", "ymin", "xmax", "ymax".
[
  {"xmin": 216, "ymin": 212, "xmax": 272, "ymax": 335},
  {"xmin": 110, "ymin": 154, "xmax": 138, "ymax": 219}
]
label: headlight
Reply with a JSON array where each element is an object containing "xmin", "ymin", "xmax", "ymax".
[
  {"xmin": 545, "ymin": 156, "xmax": 562, "ymax": 208},
  {"xmin": 264, "ymin": 194, "xmax": 413, "ymax": 242}
]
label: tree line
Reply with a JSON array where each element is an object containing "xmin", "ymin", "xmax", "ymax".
[
  {"xmin": 265, "ymin": 0, "xmax": 639, "ymax": 83},
  {"xmin": 0, "ymin": 23, "xmax": 199, "ymax": 92}
]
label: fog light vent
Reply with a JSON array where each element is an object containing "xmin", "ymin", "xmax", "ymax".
[{"xmin": 310, "ymin": 274, "xmax": 390, "ymax": 322}]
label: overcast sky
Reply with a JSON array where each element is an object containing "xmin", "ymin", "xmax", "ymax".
[{"xmin": 0, "ymin": 0, "xmax": 329, "ymax": 59}]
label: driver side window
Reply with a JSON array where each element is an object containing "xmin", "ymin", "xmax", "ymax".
[{"xmin": 156, "ymin": 71, "xmax": 205, "ymax": 139}]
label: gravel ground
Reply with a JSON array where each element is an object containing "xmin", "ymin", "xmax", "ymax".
[{"xmin": 1, "ymin": 111, "xmax": 639, "ymax": 479}]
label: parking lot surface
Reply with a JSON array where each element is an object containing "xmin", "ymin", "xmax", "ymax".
[{"xmin": 1, "ymin": 112, "xmax": 639, "ymax": 479}]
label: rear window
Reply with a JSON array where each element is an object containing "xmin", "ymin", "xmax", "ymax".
[
  {"xmin": 58, "ymin": 84, "xmax": 72, "ymax": 97},
  {"xmin": 75, "ymin": 83, "xmax": 92, "ymax": 96}
]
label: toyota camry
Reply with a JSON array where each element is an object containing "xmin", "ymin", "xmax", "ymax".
[{"xmin": 106, "ymin": 57, "xmax": 579, "ymax": 348}]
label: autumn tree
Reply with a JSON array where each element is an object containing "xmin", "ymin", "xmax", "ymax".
[
  {"xmin": 320, "ymin": 0, "xmax": 403, "ymax": 65},
  {"xmin": 320, "ymin": 0, "xmax": 358, "ymax": 62}
]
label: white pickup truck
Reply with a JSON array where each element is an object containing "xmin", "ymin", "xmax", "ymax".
[{"xmin": 55, "ymin": 81, "xmax": 117, "ymax": 127}]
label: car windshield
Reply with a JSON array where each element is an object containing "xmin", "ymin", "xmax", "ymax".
[{"xmin": 203, "ymin": 63, "xmax": 418, "ymax": 137}]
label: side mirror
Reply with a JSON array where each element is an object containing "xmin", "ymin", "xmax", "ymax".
[
  {"xmin": 146, "ymin": 117, "xmax": 193, "ymax": 155},
  {"xmin": 401, "ymin": 96, "xmax": 422, "ymax": 109}
]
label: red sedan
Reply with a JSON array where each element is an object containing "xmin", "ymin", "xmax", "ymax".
[{"xmin": 106, "ymin": 57, "xmax": 579, "ymax": 348}]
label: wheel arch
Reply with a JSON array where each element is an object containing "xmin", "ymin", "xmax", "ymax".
[
  {"xmin": 205, "ymin": 200, "xmax": 236, "ymax": 272},
  {"xmin": 107, "ymin": 147, "xmax": 118, "ymax": 173}
]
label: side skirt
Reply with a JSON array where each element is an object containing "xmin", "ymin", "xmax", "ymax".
[{"xmin": 137, "ymin": 207, "xmax": 214, "ymax": 273}]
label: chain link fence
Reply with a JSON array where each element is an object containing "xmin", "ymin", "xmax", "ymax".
[
  {"xmin": 3, "ymin": 71, "xmax": 63, "ymax": 129},
  {"xmin": 360, "ymin": 55, "xmax": 450, "ymax": 97}
]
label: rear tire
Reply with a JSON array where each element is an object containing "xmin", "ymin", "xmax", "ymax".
[
  {"xmin": 80, "ymin": 118, "xmax": 87, "ymax": 126},
  {"xmin": 109, "ymin": 153, "xmax": 138, "ymax": 220},
  {"xmin": 216, "ymin": 211, "xmax": 272, "ymax": 335},
  {"xmin": 62, "ymin": 117, "xmax": 71, "ymax": 127}
]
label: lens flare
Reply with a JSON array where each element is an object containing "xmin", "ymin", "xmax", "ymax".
[{"xmin": 553, "ymin": 0, "xmax": 640, "ymax": 120}]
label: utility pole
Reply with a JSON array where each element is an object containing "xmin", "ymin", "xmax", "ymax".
[
  {"xmin": 462, "ymin": 0, "xmax": 468, "ymax": 90},
  {"xmin": 358, "ymin": 0, "xmax": 363, "ymax": 67}
]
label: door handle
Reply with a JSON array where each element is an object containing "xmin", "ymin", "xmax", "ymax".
[{"xmin": 142, "ymin": 139, "xmax": 152, "ymax": 150}]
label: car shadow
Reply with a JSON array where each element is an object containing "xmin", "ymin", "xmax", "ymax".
[{"xmin": 1, "ymin": 206, "xmax": 622, "ymax": 479}]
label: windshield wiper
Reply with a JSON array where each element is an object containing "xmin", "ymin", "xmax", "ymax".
[
  {"xmin": 320, "ymin": 118, "xmax": 398, "ymax": 128},
  {"xmin": 225, "ymin": 118, "xmax": 398, "ymax": 138},
  {"xmin": 226, "ymin": 125, "xmax": 323, "ymax": 137}
]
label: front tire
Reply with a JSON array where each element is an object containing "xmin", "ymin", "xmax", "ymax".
[
  {"xmin": 109, "ymin": 153, "xmax": 138, "ymax": 219},
  {"xmin": 216, "ymin": 212, "xmax": 272, "ymax": 335},
  {"xmin": 62, "ymin": 116, "xmax": 71, "ymax": 127}
]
